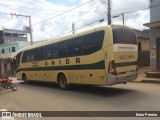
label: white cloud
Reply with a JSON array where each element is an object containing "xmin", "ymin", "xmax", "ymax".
[{"xmin": 0, "ymin": 0, "xmax": 150, "ymax": 42}]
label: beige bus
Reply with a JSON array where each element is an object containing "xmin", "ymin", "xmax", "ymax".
[{"xmin": 14, "ymin": 24, "xmax": 138, "ymax": 89}]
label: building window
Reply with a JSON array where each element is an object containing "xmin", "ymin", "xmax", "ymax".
[
  {"xmin": 2, "ymin": 49, "xmax": 5, "ymax": 53},
  {"xmin": 12, "ymin": 47, "xmax": 16, "ymax": 52}
]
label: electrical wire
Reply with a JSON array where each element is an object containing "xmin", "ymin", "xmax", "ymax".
[
  {"xmin": 0, "ymin": 0, "xmax": 45, "ymax": 25},
  {"xmin": 32, "ymin": 0, "xmax": 92, "ymax": 26},
  {"xmin": 0, "ymin": 2, "xmax": 66, "ymax": 12},
  {"xmin": 0, "ymin": 0, "xmax": 159, "ymax": 32}
]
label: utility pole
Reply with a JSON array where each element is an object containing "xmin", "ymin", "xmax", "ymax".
[
  {"xmin": 10, "ymin": 13, "xmax": 33, "ymax": 45},
  {"xmin": 107, "ymin": 0, "xmax": 111, "ymax": 25},
  {"xmin": 112, "ymin": 13, "xmax": 125, "ymax": 26},
  {"xmin": 122, "ymin": 13, "xmax": 124, "ymax": 26},
  {"xmin": 99, "ymin": 0, "xmax": 111, "ymax": 25},
  {"xmin": 72, "ymin": 23, "xmax": 75, "ymax": 34}
]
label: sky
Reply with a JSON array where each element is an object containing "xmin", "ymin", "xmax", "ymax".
[{"xmin": 0, "ymin": 0, "xmax": 150, "ymax": 42}]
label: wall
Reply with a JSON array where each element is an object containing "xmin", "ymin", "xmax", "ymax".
[
  {"xmin": 18, "ymin": 41, "xmax": 31, "ymax": 50},
  {"xmin": 134, "ymin": 29, "xmax": 150, "ymax": 51},
  {"xmin": 3, "ymin": 36, "xmax": 27, "ymax": 44},
  {"xmin": 135, "ymin": 29, "xmax": 150, "ymax": 66},
  {"xmin": 150, "ymin": 28, "xmax": 160, "ymax": 70},
  {"xmin": 0, "ymin": 31, "xmax": 3, "ymax": 44},
  {"xmin": 0, "ymin": 59, "xmax": 5, "ymax": 75},
  {"xmin": 139, "ymin": 39, "xmax": 150, "ymax": 51},
  {"xmin": 0, "ymin": 41, "xmax": 30, "ymax": 55},
  {"xmin": 142, "ymin": 40, "xmax": 150, "ymax": 51},
  {"xmin": 0, "ymin": 42, "xmax": 19, "ymax": 54},
  {"xmin": 150, "ymin": 0, "xmax": 160, "ymax": 22},
  {"xmin": 0, "ymin": 41, "xmax": 30, "ymax": 75}
]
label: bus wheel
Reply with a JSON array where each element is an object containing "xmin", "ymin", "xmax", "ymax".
[
  {"xmin": 10, "ymin": 83, "xmax": 17, "ymax": 91},
  {"xmin": 23, "ymin": 74, "xmax": 29, "ymax": 84},
  {"xmin": 58, "ymin": 75, "xmax": 68, "ymax": 90}
]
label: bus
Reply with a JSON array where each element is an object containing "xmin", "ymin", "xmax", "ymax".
[{"xmin": 14, "ymin": 24, "xmax": 138, "ymax": 89}]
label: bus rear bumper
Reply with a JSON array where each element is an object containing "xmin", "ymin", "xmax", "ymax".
[{"xmin": 106, "ymin": 72, "xmax": 138, "ymax": 86}]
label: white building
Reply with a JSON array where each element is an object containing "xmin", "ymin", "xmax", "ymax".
[
  {"xmin": 0, "ymin": 41, "xmax": 30, "ymax": 75},
  {"xmin": 144, "ymin": 0, "xmax": 160, "ymax": 77}
]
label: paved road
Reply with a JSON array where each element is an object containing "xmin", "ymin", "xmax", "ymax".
[{"xmin": 0, "ymin": 78, "xmax": 160, "ymax": 120}]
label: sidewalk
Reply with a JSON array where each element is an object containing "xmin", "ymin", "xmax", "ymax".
[{"xmin": 134, "ymin": 66, "xmax": 160, "ymax": 83}]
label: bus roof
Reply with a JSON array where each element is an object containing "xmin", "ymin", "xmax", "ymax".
[{"xmin": 19, "ymin": 24, "xmax": 112, "ymax": 52}]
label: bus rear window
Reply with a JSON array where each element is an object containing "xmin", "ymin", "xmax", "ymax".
[{"xmin": 112, "ymin": 26, "xmax": 137, "ymax": 44}]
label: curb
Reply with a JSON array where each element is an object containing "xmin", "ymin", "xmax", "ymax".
[
  {"xmin": 140, "ymin": 79, "xmax": 160, "ymax": 84},
  {"xmin": 132, "ymin": 79, "xmax": 160, "ymax": 84}
]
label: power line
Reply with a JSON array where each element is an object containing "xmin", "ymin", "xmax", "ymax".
[
  {"xmin": 115, "ymin": 3, "xmax": 160, "ymax": 15},
  {"xmin": 0, "ymin": 0, "xmax": 45, "ymax": 25},
  {"xmin": 32, "ymin": 0, "xmax": 92, "ymax": 26},
  {"xmin": 0, "ymin": 2, "xmax": 91, "ymax": 24},
  {"xmin": 0, "ymin": 3, "xmax": 66, "ymax": 12},
  {"xmin": 1, "ymin": 0, "xmax": 159, "ymax": 30},
  {"xmin": 40, "ymin": 18, "xmax": 108, "ymax": 41},
  {"xmin": 0, "ymin": 1, "xmax": 92, "ymax": 27},
  {"xmin": 98, "ymin": 3, "xmax": 160, "ymax": 17},
  {"xmin": 10, "ymin": 13, "xmax": 33, "ymax": 45},
  {"xmin": 74, "ymin": 5, "xmax": 153, "ymax": 31}
]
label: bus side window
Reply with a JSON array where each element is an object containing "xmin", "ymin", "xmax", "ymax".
[
  {"xmin": 82, "ymin": 33, "xmax": 94, "ymax": 55},
  {"xmin": 26, "ymin": 51, "xmax": 30, "ymax": 62},
  {"xmin": 30, "ymin": 49, "xmax": 35, "ymax": 62},
  {"xmin": 67, "ymin": 39, "xmax": 75, "ymax": 57},
  {"xmin": 73, "ymin": 37, "xmax": 82, "ymax": 56},
  {"xmin": 60, "ymin": 41, "xmax": 67, "ymax": 58},
  {"xmin": 39, "ymin": 47, "xmax": 45, "ymax": 60},
  {"xmin": 45, "ymin": 45, "xmax": 53, "ymax": 59},
  {"xmin": 35, "ymin": 48, "xmax": 39, "ymax": 61},
  {"xmin": 16, "ymin": 52, "xmax": 22, "ymax": 68},
  {"xmin": 82, "ymin": 31, "xmax": 104, "ymax": 55},
  {"xmin": 52, "ymin": 43, "xmax": 59, "ymax": 59},
  {"xmin": 22, "ymin": 51, "xmax": 27, "ymax": 63},
  {"xmin": 93, "ymin": 31, "xmax": 104, "ymax": 50}
]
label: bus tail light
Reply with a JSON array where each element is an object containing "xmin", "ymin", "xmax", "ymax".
[{"xmin": 108, "ymin": 60, "xmax": 118, "ymax": 75}]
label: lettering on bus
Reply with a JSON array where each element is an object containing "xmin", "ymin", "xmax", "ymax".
[
  {"xmin": 119, "ymin": 55, "xmax": 135, "ymax": 60},
  {"xmin": 66, "ymin": 59, "xmax": 69, "ymax": 64},
  {"xmin": 32, "ymin": 62, "xmax": 39, "ymax": 67},
  {"xmin": 127, "ymin": 55, "xmax": 134, "ymax": 59},
  {"xmin": 119, "ymin": 55, "xmax": 127, "ymax": 59},
  {"xmin": 118, "ymin": 47, "xmax": 135, "ymax": 49},
  {"xmin": 65, "ymin": 58, "xmax": 80, "ymax": 64},
  {"xmin": 76, "ymin": 58, "xmax": 80, "ymax": 64}
]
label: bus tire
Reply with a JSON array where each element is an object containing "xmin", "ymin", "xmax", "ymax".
[
  {"xmin": 58, "ymin": 74, "xmax": 68, "ymax": 90},
  {"xmin": 22, "ymin": 74, "xmax": 29, "ymax": 84}
]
